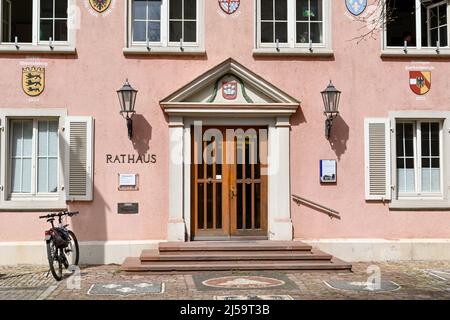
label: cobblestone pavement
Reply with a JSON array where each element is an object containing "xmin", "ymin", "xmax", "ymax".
[{"xmin": 1, "ymin": 262, "xmax": 450, "ymax": 300}]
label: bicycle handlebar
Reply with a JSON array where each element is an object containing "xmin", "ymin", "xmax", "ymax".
[{"xmin": 39, "ymin": 211, "xmax": 79, "ymax": 219}]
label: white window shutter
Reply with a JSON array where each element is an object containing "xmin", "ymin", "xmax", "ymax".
[
  {"xmin": 65, "ymin": 116, "xmax": 94, "ymax": 201},
  {"xmin": 364, "ymin": 118, "xmax": 392, "ymax": 200}
]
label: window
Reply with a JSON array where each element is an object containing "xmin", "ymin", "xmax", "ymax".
[
  {"xmin": 396, "ymin": 121, "xmax": 442, "ymax": 198},
  {"xmin": 385, "ymin": 0, "xmax": 449, "ymax": 50},
  {"xmin": 128, "ymin": 0, "xmax": 202, "ymax": 50},
  {"xmin": 256, "ymin": 0, "xmax": 330, "ymax": 52},
  {"xmin": 0, "ymin": 0, "xmax": 71, "ymax": 48},
  {"xmin": 9, "ymin": 119, "xmax": 59, "ymax": 198}
]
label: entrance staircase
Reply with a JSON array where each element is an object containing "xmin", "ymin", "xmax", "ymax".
[{"xmin": 120, "ymin": 241, "xmax": 352, "ymax": 273}]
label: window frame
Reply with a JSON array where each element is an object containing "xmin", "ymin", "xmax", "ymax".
[
  {"xmin": 254, "ymin": 0, "xmax": 332, "ymax": 55},
  {"xmin": 395, "ymin": 119, "xmax": 444, "ymax": 200},
  {"xmin": 0, "ymin": 109, "xmax": 67, "ymax": 210},
  {"xmin": 382, "ymin": 0, "xmax": 450, "ymax": 56},
  {"xmin": 0, "ymin": 0, "xmax": 75, "ymax": 54},
  {"xmin": 389, "ymin": 111, "xmax": 450, "ymax": 210},
  {"xmin": 125, "ymin": 0, "xmax": 205, "ymax": 54}
]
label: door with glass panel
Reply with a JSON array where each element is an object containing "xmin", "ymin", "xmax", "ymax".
[{"xmin": 191, "ymin": 127, "xmax": 268, "ymax": 240}]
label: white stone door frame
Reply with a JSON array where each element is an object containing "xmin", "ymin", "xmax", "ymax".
[{"xmin": 167, "ymin": 114, "xmax": 294, "ymax": 241}]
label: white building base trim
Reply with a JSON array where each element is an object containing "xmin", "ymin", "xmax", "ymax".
[
  {"xmin": 302, "ymin": 239, "xmax": 450, "ymax": 262},
  {"xmin": 0, "ymin": 240, "xmax": 163, "ymax": 266}
]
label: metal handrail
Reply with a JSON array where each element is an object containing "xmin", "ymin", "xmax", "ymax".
[{"xmin": 292, "ymin": 194, "xmax": 340, "ymax": 219}]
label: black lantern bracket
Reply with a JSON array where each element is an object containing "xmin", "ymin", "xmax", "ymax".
[
  {"xmin": 117, "ymin": 79, "xmax": 138, "ymax": 140},
  {"xmin": 321, "ymin": 80, "xmax": 341, "ymax": 140}
]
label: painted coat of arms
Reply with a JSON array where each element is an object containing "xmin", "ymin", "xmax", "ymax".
[
  {"xmin": 22, "ymin": 67, "xmax": 45, "ymax": 97},
  {"xmin": 409, "ymin": 71, "xmax": 431, "ymax": 95},
  {"xmin": 222, "ymin": 81, "xmax": 238, "ymax": 100},
  {"xmin": 218, "ymin": 0, "xmax": 240, "ymax": 15},
  {"xmin": 345, "ymin": 0, "xmax": 367, "ymax": 16},
  {"xmin": 89, "ymin": 0, "xmax": 111, "ymax": 13}
]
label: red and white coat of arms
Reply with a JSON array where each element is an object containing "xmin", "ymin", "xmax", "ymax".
[
  {"xmin": 222, "ymin": 81, "xmax": 238, "ymax": 100},
  {"xmin": 218, "ymin": 0, "xmax": 240, "ymax": 15}
]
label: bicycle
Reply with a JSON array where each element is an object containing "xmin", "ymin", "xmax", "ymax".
[{"xmin": 39, "ymin": 211, "xmax": 80, "ymax": 281}]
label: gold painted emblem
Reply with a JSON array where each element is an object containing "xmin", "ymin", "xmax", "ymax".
[
  {"xmin": 89, "ymin": 0, "xmax": 111, "ymax": 13},
  {"xmin": 22, "ymin": 67, "xmax": 45, "ymax": 97}
]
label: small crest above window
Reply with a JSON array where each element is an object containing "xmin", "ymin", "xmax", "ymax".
[{"xmin": 218, "ymin": 0, "xmax": 240, "ymax": 15}]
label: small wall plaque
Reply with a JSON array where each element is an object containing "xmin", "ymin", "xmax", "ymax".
[
  {"xmin": 118, "ymin": 173, "xmax": 139, "ymax": 191},
  {"xmin": 118, "ymin": 203, "xmax": 139, "ymax": 214},
  {"xmin": 320, "ymin": 160, "xmax": 337, "ymax": 183}
]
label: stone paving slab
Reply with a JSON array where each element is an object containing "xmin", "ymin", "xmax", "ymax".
[{"xmin": 2, "ymin": 262, "xmax": 450, "ymax": 300}]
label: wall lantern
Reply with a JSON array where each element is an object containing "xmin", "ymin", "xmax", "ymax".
[
  {"xmin": 321, "ymin": 80, "xmax": 341, "ymax": 139},
  {"xmin": 117, "ymin": 79, "xmax": 138, "ymax": 140}
]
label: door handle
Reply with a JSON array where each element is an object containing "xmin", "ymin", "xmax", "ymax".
[{"xmin": 230, "ymin": 187, "xmax": 238, "ymax": 199}]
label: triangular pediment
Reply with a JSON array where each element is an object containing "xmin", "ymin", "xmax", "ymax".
[{"xmin": 160, "ymin": 58, "xmax": 300, "ymax": 105}]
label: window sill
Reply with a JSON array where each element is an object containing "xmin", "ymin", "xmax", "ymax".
[
  {"xmin": 0, "ymin": 199, "xmax": 67, "ymax": 211},
  {"xmin": 123, "ymin": 46, "xmax": 206, "ymax": 56},
  {"xmin": 253, "ymin": 47, "xmax": 334, "ymax": 57},
  {"xmin": 0, "ymin": 45, "xmax": 76, "ymax": 55},
  {"xmin": 389, "ymin": 199, "xmax": 450, "ymax": 210},
  {"xmin": 381, "ymin": 48, "xmax": 450, "ymax": 58}
]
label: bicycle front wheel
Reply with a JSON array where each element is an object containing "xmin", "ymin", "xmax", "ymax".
[
  {"xmin": 46, "ymin": 240, "xmax": 63, "ymax": 281},
  {"xmin": 64, "ymin": 230, "xmax": 79, "ymax": 267}
]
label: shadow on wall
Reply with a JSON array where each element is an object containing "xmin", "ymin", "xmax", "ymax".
[
  {"xmin": 329, "ymin": 116, "xmax": 349, "ymax": 160},
  {"xmin": 131, "ymin": 114, "xmax": 152, "ymax": 154}
]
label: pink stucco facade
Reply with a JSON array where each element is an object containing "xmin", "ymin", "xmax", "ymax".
[{"xmin": 1, "ymin": 0, "xmax": 450, "ymax": 262}]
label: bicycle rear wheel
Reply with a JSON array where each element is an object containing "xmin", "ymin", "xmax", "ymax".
[
  {"xmin": 46, "ymin": 240, "xmax": 63, "ymax": 281},
  {"xmin": 64, "ymin": 230, "xmax": 79, "ymax": 267}
]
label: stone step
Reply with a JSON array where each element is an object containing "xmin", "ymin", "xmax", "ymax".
[
  {"xmin": 159, "ymin": 241, "xmax": 313, "ymax": 252},
  {"xmin": 121, "ymin": 257, "xmax": 352, "ymax": 272},
  {"xmin": 140, "ymin": 249, "xmax": 332, "ymax": 262}
]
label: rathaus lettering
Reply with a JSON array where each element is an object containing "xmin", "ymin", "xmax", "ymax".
[{"xmin": 106, "ymin": 154, "xmax": 157, "ymax": 164}]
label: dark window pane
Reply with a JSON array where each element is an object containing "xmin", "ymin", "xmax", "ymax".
[
  {"xmin": 261, "ymin": 0, "xmax": 273, "ymax": 20},
  {"xmin": 245, "ymin": 138, "xmax": 251, "ymax": 178},
  {"xmin": 422, "ymin": 158, "xmax": 430, "ymax": 168},
  {"xmin": 170, "ymin": 0, "xmax": 182, "ymax": 19},
  {"xmin": 40, "ymin": 0, "xmax": 53, "ymax": 18},
  {"xmin": 184, "ymin": 0, "xmax": 196, "ymax": 19},
  {"xmin": 207, "ymin": 183, "xmax": 213, "ymax": 229},
  {"xmin": 4, "ymin": 0, "xmax": 33, "ymax": 43},
  {"xmin": 55, "ymin": 0, "xmax": 68, "ymax": 18},
  {"xmin": 432, "ymin": 158, "xmax": 440, "ymax": 168},
  {"xmin": 184, "ymin": 21, "xmax": 196, "ymax": 42},
  {"xmin": 133, "ymin": 21, "xmax": 146, "ymax": 41},
  {"xmin": 275, "ymin": 22, "xmax": 287, "ymax": 42},
  {"xmin": 261, "ymin": 22, "xmax": 274, "ymax": 42},
  {"xmin": 440, "ymin": 26, "xmax": 448, "ymax": 47},
  {"xmin": 431, "ymin": 123, "xmax": 440, "ymax": 156},
  {"xmin": 255, "ymin": 184, "xmax": 261, "ymax": 229},
  {"xmin": 198, "ymin": 183, "xmax": 204, "ymax": 229},
  {"xmin": 54, "ymin": 20, "xmax": 67, "ymax": 41},
  {"xmin": 148, "ymin": 0, "xmax": 162, "ymax": 20},
  {"xmin": 396, "ymin": 124, "xmax": 404, "ymax": 156},
  {"xmin": 245, "ymin": 184, "xmax": 252, "ymax": 229},
  {"xmin": 275, "ymin": 0, "xmax": 287, "ymax": 20},
  {"xmin": 406, "ymin": 158, "xmax": 414, "ymax": 169},
  {"xmin": 148, "ymin": 21, "xmax": 160, "ymax": 41},
  {"xmin": 310, "ymin": 22, "xmax": 322, "ymax": 43},
  {"xmin": 405, "ymin": 138, "xmax": 414, "ymax": 157},
  {"xmin": 397, "ymin": 158, "xmax": 404, "ymax": 169},
  {"xmin": 404, "ymin": 123, "xmax": 414, "ymax": 139},
  {"xmin": 296, "ymin": 22, "xmax": 309, "ymax": 43},
  {"xmin": 133, "ymin": 0, "xmax": 147, "ymax": 20},
  {"xmin": 39, "ymin": 20, "xmax": 52, "ymax": 41},
  {"xmin": 237, "ymin": 183, "xmax": 243, "ymax": 229},
  {"xmin": 216, "ymin": 183, "xmax": 222, "ymax": 229},
  {"xmin": 386, "ymin": 0, "xmax": 416, "ymax": 47},
  {"xmin": 296, "ymin": 0, "xmax": 309, "ymax": 21},
  {"xmin": 310, "ymin": 0, "xmax": 322, "ymax": 21},
  {"xmin": 169, "ymin": 21, "xmax": 182, "ymax": 41}
]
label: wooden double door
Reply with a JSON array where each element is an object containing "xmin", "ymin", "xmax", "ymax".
[{"xmin": 191, "ymin": 127, "xmax": 268, "ymax": 240}]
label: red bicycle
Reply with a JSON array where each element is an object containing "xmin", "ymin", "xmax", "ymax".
[{"xmin": 39, "ymin": 211, "xmax": 80, "ymax": 281}]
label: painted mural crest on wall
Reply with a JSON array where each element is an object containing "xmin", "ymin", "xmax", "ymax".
[
  {"xmin": 89, "ymin": 0, "xmax": 111, "ymax": 13},
  {"xmin": 345, "ymin": 0, "xmax": 367, "ymax": 16},
  {"xmin": 22, "ymin": 67, "xmax": 45, "ymax": 97},
  {"xmin": 409, "ymin": 71, "xmax": 431, "ymax": 95},
  {"xmin": 218, "ymin": 0, "xmax": 240, "ymax": 15}
]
